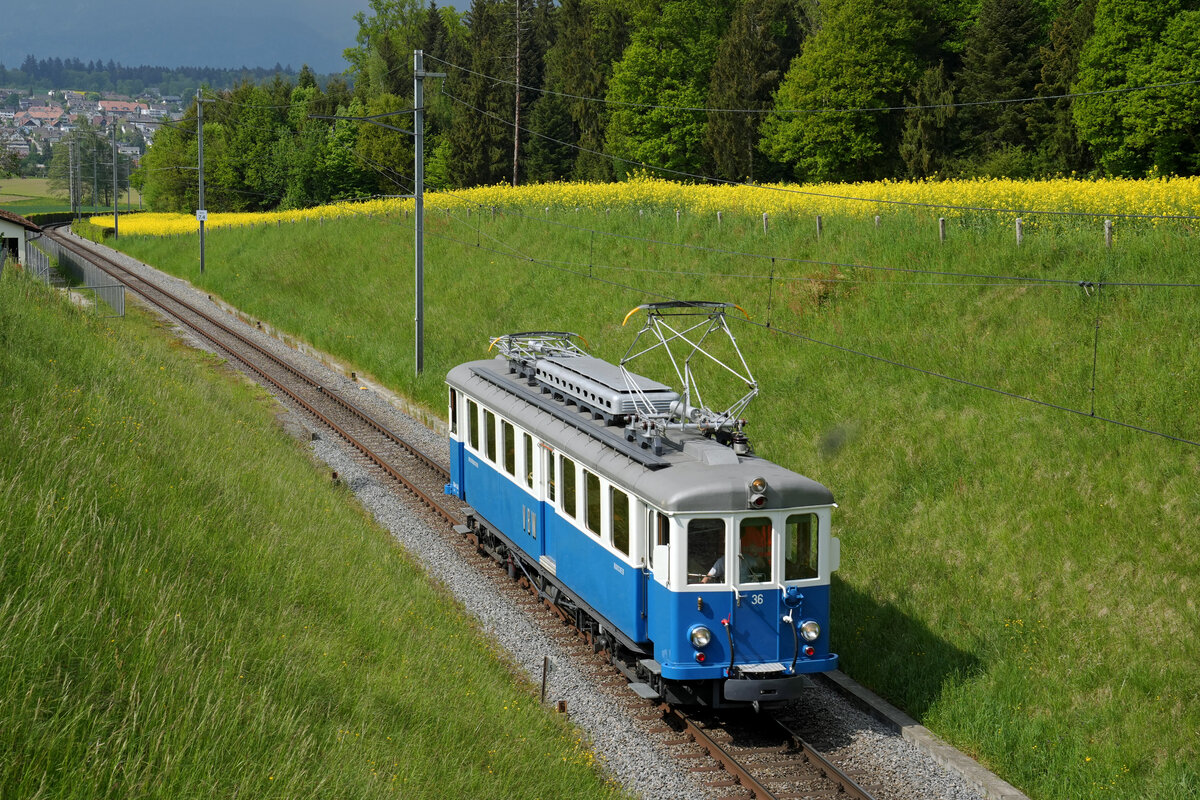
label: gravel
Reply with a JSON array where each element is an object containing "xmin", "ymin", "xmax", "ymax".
[{"xmin": 71, "ymin": 230, "xmax": 991, "ymax": 800}]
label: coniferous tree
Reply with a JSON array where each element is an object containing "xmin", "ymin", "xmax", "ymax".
[
  {"xmin": 703, "ymin": 0, "xmax": 806, "ymax": 182},
  {"xmin": 536, "ymin": 0, "xmax": 630, "ymax": 181},
  {"xmin": 954, "ymin": 0, "xmax": 1046, "ymax": 175},
  {"xmin": 447, "ymin": 0, "xmax": 514, "ymax": 187},
  {"xmin": 899, "ymin": 62, "xmax": 957, "ymax": 177},
  {"xmin": 1035, "ymin": 0, "xmax": 1097, "ymax": 175}
]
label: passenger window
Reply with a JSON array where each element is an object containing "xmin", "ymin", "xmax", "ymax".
[
  {"xmin": 467, "ymin": 400, "xmax": 479, "ymax": 450},
  {"xmin": 546, "ymin": 448, "xmax": 556, "ymax": 502},
  {"xmin": 524, "ymin": 434, "xmax": 534, "ymax": 489},
  {"xmin": 449, "ymin": 389, "xmax": 458, "ymax": 435},
  {"xmin": 687, "ymin": 519, "xmax": 726, "ymax": 585},
  {"xmin": 484, "ymin": 410, "xmax": 496, "ymax": 462},
  {"xmin": 502, "ymin": 420, "xmax": 515, "ymax": 476},
  {"xmin": 584, "ymin": 470, "xmax": 601, "ymax": 535},
  {"xmin": 739, "ymin": 517, "xmax": 772, "ymax": 584},
  {"xmin": 611, "ymin": 487, "xmax": 629, "ymax": 555},
  {"xmin": 785, "ymin": 514, "xmax": 819, "ymax": 580},
  {"xmin": 561, "ymin": 456, "xmax": 576, "ymax": 518}
]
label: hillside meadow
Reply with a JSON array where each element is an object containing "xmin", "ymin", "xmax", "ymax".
[
  {"xmin": 91, "ymin": 178, "xmax": 1200, "ymax": 800},
  {"xmin": 0, "ymin": 271, "xmax": 622, "ymax": 799}
]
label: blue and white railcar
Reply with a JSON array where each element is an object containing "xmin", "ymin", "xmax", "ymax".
[{"xmin": 445, "ymin": 331, "xmax": 839, "ymax": 707}]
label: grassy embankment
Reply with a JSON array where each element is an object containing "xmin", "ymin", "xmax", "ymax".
[
  {"xmin": 0, "ymin": 269, "xmax": 622, "ymax": 799},
  {"xmin": 101, "ymin": 194, "xmax": 1200, "ymax": 800}
]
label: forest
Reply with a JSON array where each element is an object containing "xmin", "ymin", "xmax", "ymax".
[
  {"xmin": 134, "ymin": 0, "xmax": 1200, "ymax": 213},
  {"xmin": 0, "ymin": 56, "xmax": 321, "ymax": 98}
]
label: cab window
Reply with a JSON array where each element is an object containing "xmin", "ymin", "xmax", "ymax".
[
  {"xmin": 739, "ymin": 517, "xmax": 772, "ymax": 583},
  {"xmin": 785, "ymin": 513, "xmax": 819, "ymax": 580},
  {"xmin": 687, "ymin": 518, "xmax": 726, "ymax": 585},
  {"xmin": 449, "ymin": 389, "xmax": 458, "ymax": 435},
  {"xmin": 546, "ymin": 448, "xmax": 556, "ymax": 502}
]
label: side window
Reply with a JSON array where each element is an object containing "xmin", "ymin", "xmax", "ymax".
[
  {"xmin": 584, "ymin": 470, "xmax": 601, "ymax": 535},
  {"xmin": 484, "ymin": 410, "xmax": 496, "ymax": 462},
  {"xmin": 785, "ymin": 514, "xmax": 819, "ymax": 580},
  {"xmin": 467, "ymin": 400, "xmax": 479, "ymax": 450},
  {"xmin": 449, "ymin": 389, "xmax": 458, "ymax": 435},
  {"xmin": 687, "ymin": 518, "xmax": 726, "ymax": 585},
  {"xmin": 561, "ymin": 456, "xmax": 576, "ymax": 518},
  {"xmin": 546, "ymin": 448, "xmax": 556, "ymax": 502},
  {"xmin": 611, "ymin": 487, "xmax": 629, "ymax": 555},
  {"xmin": 524, "ymin": 434, "xmax": 534, "ymax": 489},
  {"xmin": 739, "ymin": 517, "xmax": 772, "ymax": 584},
  {"xmin": 502, "ymin": 420, "xmax": 516, "ymax": 476}
]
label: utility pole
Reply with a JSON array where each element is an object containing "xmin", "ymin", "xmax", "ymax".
[
  {"xmin": 68, "ymin": 135, "xmax": 76, "ymax": 218},
  {"xmin": 512, "ymin": 1, "xmax": 522, "ymax": 187},
  {"xmin": 413, "ymin": 50, "xmax": 445, "ymax": 376},
  {"xmin": 196, "ymin": 90, "xmax": 212, "ymax": 274},
  {"xmin": 111, "ymin": 121, "xmax": 119, "ymax": 239}
]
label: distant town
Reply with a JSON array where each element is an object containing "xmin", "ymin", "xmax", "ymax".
[{"xmin": 1, "ymin": 87, "xmax": 187, "ymax": 176}]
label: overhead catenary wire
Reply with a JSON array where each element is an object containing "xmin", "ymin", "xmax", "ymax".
[
  {"xmin": 438, "ymin": 85, "xmax": 1200, "ymax": 223},
  {"xmin": 425, "ymin": 53, "xmax": 1200, "ymax": 117},
  {"xmin": 423, "ymin": 213, "xmax": 1200, "ymax": 450},
  {"xmin": 432, "ymin": 194, "xmax": 1200, "ymax": 290}
]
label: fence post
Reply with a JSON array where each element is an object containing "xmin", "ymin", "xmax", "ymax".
[
  {"xmin": 816, "ymin": 215, "xmax": 823, "ymax": 238},
  {"xmin": 875, "ymin": 215, "xmax": 881, "ymax": 229},
  {"xmin": 1015, "ymin": 218, "xmax": 1023, "ymax": 246},
  {"xmin": 1104, "ymin": 219, "xmax": 1113, "ymax": 249},
  {"xmin": 676, "ymin": 209, "xmax": 680, "ymax": 226},
  {"xmin": 939, "ymin": 217, "xmax": 946, "ymax": 243},
  {"xmin": 762, "ymin": 212, "xmax": 769, "ymax": 234},
  {"xmin": 717, "ymin": 210, "xmax": 722, "ymax": 227}
]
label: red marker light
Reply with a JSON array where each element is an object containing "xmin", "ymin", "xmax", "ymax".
[
  {"xmin": 804, "ymin": 646, "xmax": 815, "ymax": 657},
  {"xmin": 695, "ymin": 652, "xmax": 706, "ymax": 663}
]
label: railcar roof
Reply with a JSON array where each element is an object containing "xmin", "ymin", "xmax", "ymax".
[{"xmin": 448, "ymin": 358, "xmax": 834, "ymax": 513}]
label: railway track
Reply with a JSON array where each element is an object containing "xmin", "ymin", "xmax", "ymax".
[{"xmin": 40, "ymin": 226, "xmax": 881, "ymax": 800}]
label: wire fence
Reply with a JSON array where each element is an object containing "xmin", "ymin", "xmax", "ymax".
[{"xmin": 25, "ymin": 238, "xmax": 125, "ymax": 318}]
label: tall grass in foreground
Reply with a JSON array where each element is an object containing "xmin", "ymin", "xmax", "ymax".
[
  {"xmin": 107, "ymin": 203, "xmax": 1200, "ymax": 800},
  {"xmin": 0, "ymin": 273, "xmax": 621, "ymax": 799}
]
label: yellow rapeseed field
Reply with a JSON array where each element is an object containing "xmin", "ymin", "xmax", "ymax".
[{"xmin": 92, "ymin": 175, "xmax": 1200, "ymax": 236}]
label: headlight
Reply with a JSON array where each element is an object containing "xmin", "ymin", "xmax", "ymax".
[
  {"xmin": 689, "ymin": 625, "xmax": 713, "ymax": 649},
  {"xmin": 800, "ymin": 620, "xmax": 821, "ymax": 642}
]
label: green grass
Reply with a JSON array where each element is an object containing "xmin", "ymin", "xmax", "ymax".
[
  {"xmin": 0, "ymin": 270, "xmax": 622, "ymax": 800},
  {"xmin": 0, "ymin": 177, "xmax": 142, "ymax": 215},
  {"xmin": 106, "ymin": 203, "xmax": 1200, "ymax": 799}
]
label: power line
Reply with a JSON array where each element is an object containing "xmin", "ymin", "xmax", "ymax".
[
  {"xmin": 425, "ymin": 53, "xmax": 1200, "ymax": 116},
  {"xmin": 436, "ymin": 196, "xmax": 1200, "ymax": 290},
  {"xmin": 425, "ymin": 215, "xmax": 1200, "ymax": 449},
  {"xmin": 438, "ymin": 87, "xmax": 1200, "ymax": 223}
]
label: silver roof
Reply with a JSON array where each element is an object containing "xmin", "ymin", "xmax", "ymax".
[{"xmin": 448, "ymin": 358, "xmax": 834, "ymax": 513}]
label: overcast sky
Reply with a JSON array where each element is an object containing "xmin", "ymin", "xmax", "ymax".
[{"xmin": 2, "ymin": 0, "xmax": 384, "ymax": 74}]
